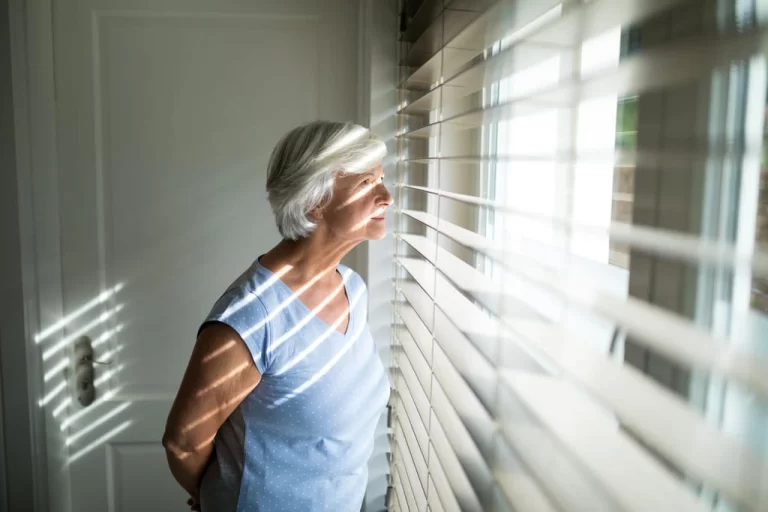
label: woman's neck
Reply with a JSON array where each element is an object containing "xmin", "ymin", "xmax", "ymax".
[{"xmin": 259, "ymin": 233, "xmax": 359, "ymax": 286}]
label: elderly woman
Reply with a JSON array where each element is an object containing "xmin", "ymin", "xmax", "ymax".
[{"xmin": 162, "ymin": 121, "xmax": 392, "ymax": 511}]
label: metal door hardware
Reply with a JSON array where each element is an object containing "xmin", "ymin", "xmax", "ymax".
[{"xmin": 73, "ymin": 335, "xmax": 112, "ymax": 406}]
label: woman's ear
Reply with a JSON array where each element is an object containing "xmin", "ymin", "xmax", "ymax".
[{"xmin": 308, "ymin": 206, "xmax": 324, "ymax": 221}]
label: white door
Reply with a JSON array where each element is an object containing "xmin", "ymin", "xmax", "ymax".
[{"xmin": 27, "ymin": 1, "xmax": 362, "ymax": 510}]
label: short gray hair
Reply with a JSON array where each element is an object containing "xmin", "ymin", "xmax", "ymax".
[{"xmin": 266, "ymin": 121, "xmax": 386, "ymax": 240}]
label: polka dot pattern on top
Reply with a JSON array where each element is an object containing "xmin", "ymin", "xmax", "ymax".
[{"xmin": 197, "ymin": 259, "xmax": 390, "ymax": 512}]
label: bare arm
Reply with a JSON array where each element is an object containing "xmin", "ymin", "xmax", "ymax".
[{"xmin": 162, "ymin": 323, "xmax": 262, "ymax": 499}]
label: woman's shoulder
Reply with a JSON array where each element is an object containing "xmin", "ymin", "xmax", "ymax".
[
  {"xmin": 201, "ymin": 265, "xmax": 275, "ymax": 374},
  {"xmin": 205, "ymin": 263, "xmax": 279, "ymax": 325}
]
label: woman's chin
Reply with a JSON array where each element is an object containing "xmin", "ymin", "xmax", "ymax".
[{"xmin": 364, "ymin": 222, "xmax": 388, "ymax": 240}]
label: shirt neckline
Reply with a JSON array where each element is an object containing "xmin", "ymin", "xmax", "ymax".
[{"xmin": 254, "ymin": 256, "xmax": 354, "ymax": 337}]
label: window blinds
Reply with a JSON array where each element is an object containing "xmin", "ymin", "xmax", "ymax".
[{"xmin": 388, "ymin": 0, "xmax": 768, "ymax": 511}]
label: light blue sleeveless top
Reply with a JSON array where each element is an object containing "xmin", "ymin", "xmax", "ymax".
[{"xmin": 198, "ymin": 259, "xmax": 390, "ymax": 512}]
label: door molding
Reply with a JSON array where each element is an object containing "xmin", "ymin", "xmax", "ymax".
[{"xmin": 7, "ymin": 0, "xmax": 71, "ymax": 510}]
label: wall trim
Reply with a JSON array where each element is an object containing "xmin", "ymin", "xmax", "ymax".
[
  {"xmin": 8, "ymin": 0, "xmax": 51, "ymax": 509},
  {"xmin": 6, "ymin": 0, "xmax": 45, "ymax": 509},
  {"xmin": 7, "ymin": 0, "xmax": 65, "ymax": 510},
  {"xmin": 355, "ymin": 0, "xmax": 373, "ymax": 282}
]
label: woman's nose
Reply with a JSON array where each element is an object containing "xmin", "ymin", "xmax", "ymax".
[{"xmin": 377, "ymin": 184, "xmax": 393, "ymax": 207}]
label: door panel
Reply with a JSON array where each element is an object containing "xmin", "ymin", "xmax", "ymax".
[
  {"xmin": 100, "ymin": 13, "xmax": 320, "ymax": 397},
  {"xmin": 35, "ymin": 1, "xmax": 360, "ymax": 510}
]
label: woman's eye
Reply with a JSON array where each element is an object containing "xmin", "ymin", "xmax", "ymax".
[{"xmin": 361, "ymin": 175, "xmax": 383, "ymax": 187}]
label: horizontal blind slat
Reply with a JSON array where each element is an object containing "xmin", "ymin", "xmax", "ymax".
[
  {"xmin": 595, "ymin": 295, "xmax": 768, "ymax": 399},
  {"xmin": 396, "ymin": 339, "xmax": 496, "ymax": 509},
  {"xmin": 401, "ymin": 0, "xmax": 693, "ymax": 112},
  {"xmin": 494, "ymin": 471, "xmax": 560, "ymax": 512},
  {"xmin": 402, "ymin": 0, "xmax": 562, "ymax": 89},
  {"xmin": 397, "ymin": 281, "xmax": 436, "ymax": 336},
  {"xmin": 395, "ymin": 342, "xmax": 432, "ymax": 427},
  {"xmin": 395, "ymin": 293, "xmax": 505, "ymax": 452},
  {"xmin": 499, "ymin": 419, "xmax": 621, "ymax": 512},
  {"xmin": 404, "ymin": 146, "xmax": 761, "ymax": 165},
  {"xmin": 432, "ymin": 308, "xmax": 501, "ymax": 414},
  {"xmin": 395, "ymin": 435, "xmax": 428, "ymax": 511},
  {"xmin": 395, "ymin": 416, "xmax": 429, "ymax": 496},
  {"xmin": 426, "ymin": 477, "xmax": 446, "ymax": 512},
  {"xmin": 394, "ymin": 365, "xmax": 489, "ymax": 512},
  {"xmin": 400, "ymin": 196, "xmax": 768, "ymax": 278},
  {"xmin": 428, "ymin": 401, "xmax": 485, "ymax": 512},
  {"xmin": 427, "ymin": 446, "xmax": 463, "ymax": 512},
  {"xmin": 504, "ymin": 320, "xmax": 768, "ymax": 510},
  {"xmin": 398, "ymin": 244, "xmax": 768, "ymax": 508},
  {"xmin": 393, "ymin": 461, "xmax": 414, "ymax": 512},
  {"xmin": 401, "ymin": 8, "xmax": 482, "ymax": 69},
  {"xmin": 393, "ymin": 373, "xmax": 430, "ymax": 462},
  {"xmin": 396, "ymin": 326, "xmax": 432, "ymax": 394},
  {"xmin": 397, "ymin": 256, "xmax": 504, "ymax": 338},
  {"xmin": 396, "ymin": 305, "xmax": 433, "ymax": 361},
  {"xmin": 401, "ymin": 0, "xmax": 693, "ymax": 92},
  {"xmin": 399, "ymin": 233, "xmax": 544, "ymax": 320},
  {"xmin": 396, "ymin": 245, "xmax": 768, "ymax": 398},
  {"xmin": 395, "ymin": 295, "xmax": 509, "ymax": 510},
  {"xmin": 396, "ymin": 259, "xmax": 509, "ymax": 415},
  {"xmin": 393, "ymin": 0, "xmax": 768, "ymax": 507},
  {"xmin": 400, "ymin": 0, "xmax": 443, "ymax": 44},
  {"xmin": 401, "ymin": 27, "xmax": 768, "ymax": 138},
  {"xmin": 503, "ymin": 372, "xmax": 710, "ymax": 512},
  {"xmin": 430, "ymin": 355, "xmax": 495, "ymax": 503}
]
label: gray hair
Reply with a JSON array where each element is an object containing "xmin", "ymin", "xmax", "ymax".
[{"xmin": 266, "ymin": 121, "xmax": 386, "ymax": 240}]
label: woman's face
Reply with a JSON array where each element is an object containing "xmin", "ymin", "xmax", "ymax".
[{"xmin": 316, "ymin": 162, "xmax": 392, "ymax": 241}]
